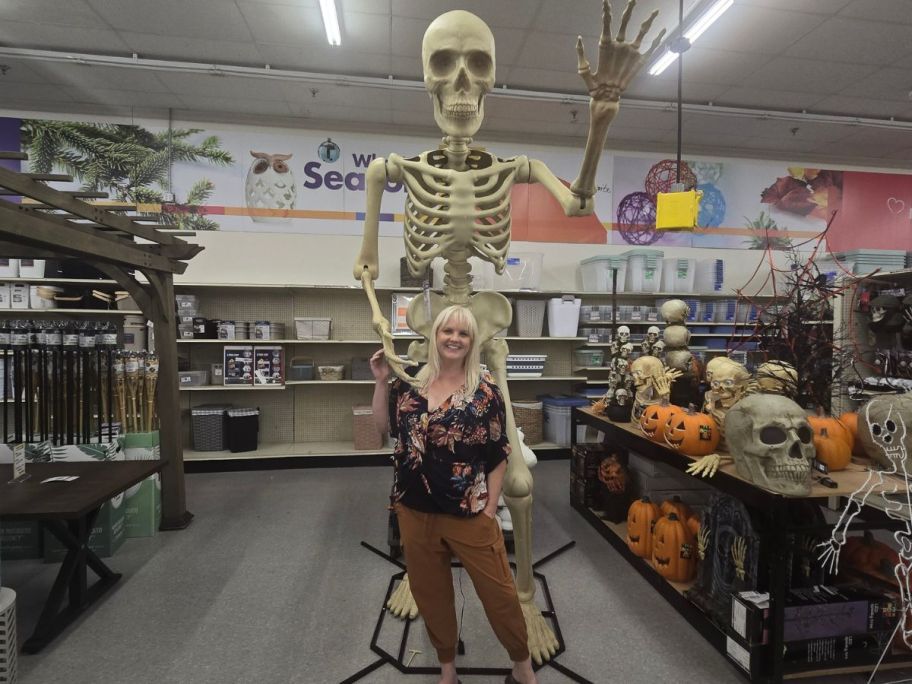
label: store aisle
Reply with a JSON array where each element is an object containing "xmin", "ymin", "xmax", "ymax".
[{"xmin": 5, "ymin": 460, "xmax": 900, "ymax": 684}]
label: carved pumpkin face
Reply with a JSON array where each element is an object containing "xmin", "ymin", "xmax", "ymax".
[
  {"xmin": 626, "ymin": 497, "xmax": 660, "ymax": 558},
  {"xmin": 639, "ymin": 401, "xmax": 682, "ymax": 441},
  {"xmin": 598, "ymin": 455, "xmax": 628, "ymax": 494},
  {"xmin": 663, "ymin": 408, "xmax": 720, "ymax": 456},
  {"xmin": 652, "ymin": 513, "xmax": 697, "ymax": 582}
]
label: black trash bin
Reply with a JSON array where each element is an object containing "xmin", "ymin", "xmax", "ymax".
[{"xmin": 226, "ymin": 407, "xmax": 259, "ymax": 453}]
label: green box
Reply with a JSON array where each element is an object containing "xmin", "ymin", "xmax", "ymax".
[
  {"xmin": 1, "ymin": 520, "xmax": 43, "ymax": 560},
  {"xmin": 121, "ymin": 431, "xmax": 161, "ymax": 538},
  {"xmin": 43, "ymin": 494, "xmax": 126, "ymax": 562}
]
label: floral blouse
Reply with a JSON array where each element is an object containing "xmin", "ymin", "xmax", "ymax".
[{"xmin": 388, "ymin": 371, "xmax": 511, "ymax": 517}]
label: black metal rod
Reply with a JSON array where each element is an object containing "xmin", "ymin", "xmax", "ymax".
[
  {"xmin": 676, "ymin": 0, "xmax": 684, "ymax": 184},
  {"xmin": 96, "ymin": 346, "xmax": 102, "ymax": 443},
  {"xmin": 3, "ymin": 343, "xmax": 8, "ymax": 443},
  {"xmin": 13, "ymin": 347, "xmax": 21, "ymax": 443},
  {"xmin": 51, "ymin": 347, "xmax": 58, "ymax": 445},
  {"xmin": 24, "ymin": 341, "xmax": 32, "ymax": 443},
  {"xmin": 106, "ymin": 349, "xmax": 113, "ymax": 443}
]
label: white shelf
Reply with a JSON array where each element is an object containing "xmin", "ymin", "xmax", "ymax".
[
  {"xmin": 0, "ymin": 277, "xmax": 119, "ymax": 285},
  {"xmin": 183, "ymin": 439, "xmax": 566, "ymax": 461},
  {"xmin": 287, "ymin": 380, "xmax": 375, "ymax": 385},
  {"xmin": 507, "ymin": 376, "xmax": 586, "ymax": 381},
  {"xmin": 575, "ymin": 366, "xmax": 612, "ymax": 372},
  {"xmin": 0, "ymin": 308, "xmax": 142, "ymax": 315},
  {"xmin": 180, "ymin": 384, "xmax": 286, "ymax": 391},
  {"xmin": 176, "ymin": 336, "xmax": 585, "ymax": 344}
]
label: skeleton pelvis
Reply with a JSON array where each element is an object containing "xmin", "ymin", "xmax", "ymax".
[{"xmin": 406, "ymin": 290, "xmax": 513, "ymax": 347}]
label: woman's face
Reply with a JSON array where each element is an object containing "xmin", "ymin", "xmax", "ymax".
[{"xmin": 436, "ymin": 315, "xmax": 472, "ymax": 365}]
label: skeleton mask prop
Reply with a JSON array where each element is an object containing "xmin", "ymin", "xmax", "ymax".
[
  {"xmin": 725, "ymin": 394, "xmax": 815, "ymax": 496},
  {"xmin": 615, "ymin": 388, "xmax": 629, "ymax": 406},
  {"xmin": 661, "ymin": 299, "xmax": 690, "ymax": 325},
  {"xmin": 754, "ymin": 361, "xmax": 798, "ymax": 398},
  {"xmin": 422, "ymin": 11, "xmax": 495, "ymax": 139},
  {"xmin": 710, "ymin": 359, "xmax": 750, "ymax": 407},
  {"xmin": 646, "ymin": 326, "xmax": 660, "ymax": 343},
  {"xmin": 652, "ymin": 340, "xmax": 665, "ymax": 356},
  {"xmin": 616, "ymin": 326, "xmax": 631, "ymax": 345},
  {"xmin": 705, "ymin": 356, "xmax": 731, "ymax": 384},
  {"xmin": 869, "ymin": 294, "xmax": 903, "ymax": 333},
  {"xmin": 858, "ymin": 394, "xmax": 912, "ymax": 472},
  {"xmin": 620, "ymin": 342, "xmax": 634, "ymax": 358}
]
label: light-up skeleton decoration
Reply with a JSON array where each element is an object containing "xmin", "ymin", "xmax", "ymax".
[
  {"xmin": 818, "ymin": 399, "xmax": 912, "ymax": 656},
  {"xmin": 353, "ymin": 2, "xmax": 664, "ymax": 663}
]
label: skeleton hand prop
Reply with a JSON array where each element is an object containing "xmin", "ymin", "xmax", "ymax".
[
  {"xmin": 697, "ymin": 525, "xmax": 710, "ymax": 561},
  {"xmin": 732, "ymin": 536, "xmax": 747, "ymax": 581},
  {"xmin": 816, "ymin": 538, "xmax": 842, "ymax": 575},
  {"xmin": 686, "ymin": 453, "xmax": 729, "ymax": 478},
  {"xmin": 361, "ymin": 271, "xmax": 418, "ymax": 384},
  {"xmin": 386, "ymin": 574, "xmax": 419, "ymax": 620},
  {"xmin": 653, "ymin": 368, "xmax": 682, "ymax": 397},
  {"xmin": 522, "ymin": 600, "xmax": 559, "ymax": 665}
]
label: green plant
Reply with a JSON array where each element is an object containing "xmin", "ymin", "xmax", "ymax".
[{"xmin": 743, "ymin": 210, "xmax": 792, "ymax": 250}]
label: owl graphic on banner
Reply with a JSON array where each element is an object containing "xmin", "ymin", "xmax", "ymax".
[{"xmin": 244, "ymin": 151, "xmax": 296, "ymax": 223}]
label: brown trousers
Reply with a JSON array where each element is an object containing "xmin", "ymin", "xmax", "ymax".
[{"xmin": 395, "ymin": 504, "xmax": 529, "ymax": 663}]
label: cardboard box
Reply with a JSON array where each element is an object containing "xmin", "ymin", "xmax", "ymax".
[
  {"xmin": 726, "ymin": 635, "xmax": 765, "ymax": 677},
  {"xmin": 1, "ymin": 520, "xmax": 43, "ymax": 560},
  {"xmin": 223, "ymin": 345, "xmax": 254, "ymax": 385},
  {"xmin": 731, "ymin": 591, "xmax": 770, "ymax": 646},
  {"xmin": 122, "ymin": 431, "xmax": 162, "ymax": 538},
  {"xmin": 253, "ymin": 345, "xmax": 284, "ymax": 385}
]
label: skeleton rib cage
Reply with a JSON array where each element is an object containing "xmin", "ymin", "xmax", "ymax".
[{"xmin": 393, "ymin": 151, "xmax": 527, "ymax": 300}]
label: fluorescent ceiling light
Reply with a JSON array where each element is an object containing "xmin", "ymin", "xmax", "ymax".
[
  {"xmin": 319, "ymin": 0, "xmax": 341, "ymax": 47},
  {"xmin": 648, "ymin": 0, "xmax": 733, "ymax": 76}
]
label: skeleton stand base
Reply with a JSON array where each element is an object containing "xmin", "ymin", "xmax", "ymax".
[{"xmin": 341, "ymin": 540, "xmax": 591, "ymax": 684}]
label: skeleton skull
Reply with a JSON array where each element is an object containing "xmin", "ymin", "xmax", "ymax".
[
  {"xmin": 422, "ymin": 11, "xmax": 496, "ymax": 139},
  {"xmin": 859, "ymin": 395, "xmax": 912, "ymax": 472},
  {"xmin": 646, "ymin": 326, "xmax": 660, "ymax": 343},
  {"xmin": 620, "ymin": 342, "xmax": 634, "ymax": 358},
  {"xmin": 869, "ymin": 294, "xmax": 904, "ymax": 333},
  {"xmin": 616, "ymin": 325, "xmax": 631, "ymax": 345},
  {"xmin": 652, "ymin": 340, "xmax": 665, "ymax": 356},
  {"xmin": 754, "ymin": 361, "xmax": 798, "ymax": 397},
  {"xmin": 615, "ymin": 388, "xmax": 629, "ymax": 406},
  {"xmin": 663, "ymin": 324, "xmax": 690, "ymax": 348},
  {"xmin": 710, "ymin": 358, "xmax": 750, "ymax": 406},
  {"xmin": 725, "ymin": 394, "xmax": 815, "ymax": 496},
  {"xmin": 660, "ymin": 299, "xmax": 690, "ymax": 325},
  {"xmin": 631, "ymin": 355, "xmax": 663, "ymax": 391}
]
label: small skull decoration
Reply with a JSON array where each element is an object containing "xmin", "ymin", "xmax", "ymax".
[
  {"xmin": 620, "ymin": 342, "xmax": 634, "ymax": 359},
  {"xmin": 598, "ymin": 454, "xmax": 628, "ymax": 494},
  {"xmin": 869, "ymin": 294, "xmax": 904, "ymax": 333},
  {"xmin": 615, "ymin": 388, "xmax": 629, "ymax": 406},
  {"xmin": 724, "ymin": 394, "xmax": 815, "ymax": 496},
  {"xmin": 753, "ymin": 361, "xmax": 798, "ymax": 398},
  {"xmin": 646, "ymin": 325, "xmax": 660, "ymax": 344},
  {"xmin": 652, "ymin": 340, "xmax": 666, "ymax": 358},
  {"xmin": 616, "ymin": 325, "xmax": 631, "ymax": 345}
]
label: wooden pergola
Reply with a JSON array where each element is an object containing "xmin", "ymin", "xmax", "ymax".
[{"xmin": 0, "ymin": 151, "xmax": 201, "ymax": 529}]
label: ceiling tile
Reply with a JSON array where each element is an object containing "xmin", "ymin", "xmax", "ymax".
[
  {"xmin": 716, "ymin": 87, "xmax": 824, "ymax": 111},
  {"xmin": 295, "ymin": 102, "xmax": 393, "ymax": 124},
  {"xmin": 484, "ymin": 97, "xmax": 578, "ymax": 123},
  {"xmin": 256, "ymin": 43, "xmax": 391, "ymax": 76},
  {"xmin": 515, "ymin": 31, "xmax": 587, "ymax": 73},
  {"xmin": 739, "ymin": 0, "xmax": 852, "ymax": 12},
  {"xmin": 25, "ymin": 63, "xmax": 171, "ymax": 93},
  {"xmin": 0, "ymin": 82, "xmax": 77, "ymax": 102},
  {"xmin": 389, "ymin": 56, "xmax": 423, "ymax": 81},
  {"xmin": 342, "ymin": 0, "xmax": 392, "ymax": 15},
  {"xmin": 391, "ymin": 0, "xmax": 542, "ymax": 29},
  {"xmin": 0, "ymin": 21, "xmax": 130, "ymax": 53},
  {"xmin": 61, "ymin": 87, "xmax": 185, "ymax": 109},
  {"xmin": 743, "ymin": 57, "xmax": 876, "ymax": 96},
  {"xmin": 844, "ymin": 68, "xmax": 912, "ymax": 103},
  {"xmin": 280, "ymin": 84, "xmax": 393, "ymax": 109},
  {"xmin": 839, "ymin": 0, "xmax": 912, "ymax": 25},
  {"xmin": 533, "ymin": 0, "xmax": 692, "ymax": 41},
  {"xmin": 0, "ymin": 59, "xmax": 60, "ymax": 85},
  {"xmin": 158, "ymin": 72, "xmax": 290, "ymax": 101},
  {"xmin": 179, "ymin": 95, "xmax": 294, "ymax": 117},
  {"xmin": 1, "ymin": 0, "xmax": 104, "ymax": 28},
  {"xmin": 88, "ymin": 0, "xmax": 254, "ymax": 42},
  {"xmin": 625, "ymin": 79, "xmax": 728, "ymax": 103},
  {"xmin": 814, "ymin": 95, "xmax": 910, "ymax": 119},
  {"xmin": 648, "ymin": 48, "xmax": 767, "ymax": 87},
  {"xmin": 238, "ymin": 3, "xmax": 323, "ymax": 45},
  {"xmin": 688, "ymin": 5, "xmax": 828, "ymax": 55},
  {"xmin": 117, "ymin": 32, "xmax": 266, "ymax": 66},
  {"xmin": 336, "ymin": 11, "xmax": 392, "ymax": 55},
  {"xmin": 784, "ymin": 17, "xmax": 912, "ymax": 65},
  {"xmin": 499, "ymin": 67, "xmax": 579, "ymax": 93},
  {"xmin": 612, "ymin": 108, "xmax": 678, "ymax": 130}
]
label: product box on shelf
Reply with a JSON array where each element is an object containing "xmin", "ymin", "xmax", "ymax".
[
  {"xmin": 223, "ymin": 345, "xmax": 254, "ymax": 385},
  {"xmin": 253, "ymin": 345, "xmax": 284, "ymax": 385},
  {"xmin": 121, "ymin": 431, "xmax": 162, "ymax": 538},
  {"xmin": 10, "ymin": 283, "xmax": 28, "ymax": 309},
  {"xmin": 0, "ymin": 283, "xmax": 10, "ymax": 309}
]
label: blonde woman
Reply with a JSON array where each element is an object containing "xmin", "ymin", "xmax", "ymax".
[{"xmin": 370, "ymin": 305, "xmax": 536, "ymax": 684}]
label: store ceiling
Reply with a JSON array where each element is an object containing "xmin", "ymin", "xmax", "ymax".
[{"xmin": 1, "ymin": 0, "xmax": 912, "ymax": 168}]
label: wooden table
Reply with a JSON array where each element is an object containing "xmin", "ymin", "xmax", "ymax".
[{"xmin": 1, "ymin": 460, "xmax": 165, "ymax": 653}]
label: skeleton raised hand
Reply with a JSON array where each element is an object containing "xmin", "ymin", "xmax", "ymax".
[
  {"xmin": 732, "ymin": 536, "xmax": 747, "ymax": 581},
  {"xmin": 387, "ymin": 574, "xmax": 419, "ymax": 620},
  {"xmin": 697, "ymin": 524, "xmax": 710, "ymax": 561}
]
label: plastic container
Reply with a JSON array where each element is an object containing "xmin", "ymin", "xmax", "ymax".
[
  {"xmin": 506, "ymin": 354, "xmax": 547, "ymax": 378},
  {"xmin": 30, "ymin": 285, "xmax": 61, "ymax": 310},
  {"xmin": 226, "ymin": 407, "xmax": 259, "ymax": 453},
  {"xmin": 547, "ymin": 296, "xmax": 581, "ymax": 337},
  {"xmin": 513, "ymin": 401, "xmax": 543, "ymax": 445},
  {"xmin": 294, "ymin": 317, "xmax": 331, "ymax": 340},
  {"xmin": 695, "ymin": 258, "xmax": 724, "ymax": 293},
  {"xmin": 17, "ymin": 259, "xmax": 45, "ymax": 278},
  {"xmin": 352, "ymin": 405, "xmax": 384, "ymax": 450},
  {"xmin": 191, "ymin": 405, "xmax": 231, "ymax": 451},
  {"xmin": 351, "ymin": 358, "xmax": 373, "ymax": 381},
  {"xmin": 493, "ymin": 252, "xmax": 543, "ymax": 290},
  {"xmin": 318, "ymin": 365, "xmax": 344, "ymax": 381},
  {"xmin": 573, "ymin": 349, "xmax": 604, "ymax": 367},
  {"xmin": 580, "ymin": 255, "xmax": 627, "ymax": 293},
  {"xmin": 179, "ymin": 370, "xmax": 209, "ymax": 387},
  {"xmin": 621, "ymin": 248, "xmax": 663, "ymax": 293},
  {"xmin": 123, "ymin": 319, "xmax": 147, "ymax": 351},
  {"xmin": 288, "ymin": 357, "xmax": 314, "ymax": 381},
  {"xmin": 542, "ymin": 396, "xmax": 589, "ymax": 447},
  {"xmin": 662, "ymin": 257, "xmax": 696, "ymax": 293},
  {"xmin": 514, "ymin": 299, "xmax": 546, "ymax": 337},
  {"xmin": 0, "ymin": 258, "xmax": 18, "ymax": 278}
]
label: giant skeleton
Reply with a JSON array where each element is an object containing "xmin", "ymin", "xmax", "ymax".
[{"xmin": 353, "ymin": 2, "xmax": 664, "ymax": 663}]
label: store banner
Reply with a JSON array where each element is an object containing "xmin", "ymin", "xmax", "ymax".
[{"xmin": 826, "ymin": 171, "xmax": 912, "ymax": 252}]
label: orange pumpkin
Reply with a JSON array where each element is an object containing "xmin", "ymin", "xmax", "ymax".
[
  {"xmin": 808, "ymin": 407, "xmax": 853, "ymax": 449},
  {"xmin": 626, "ymin": 497, "xmax": 660, "ymax": 558},
  {"xmin": 814, "ymin": 427, "xmax": 851, "ymax": 471},
  {"xmin": 838, "ymin": 411, "xmax": 866, "ymax": 456},
  {"xmin": 652, "ymin": 513, "xmax": 697, "ymax": 582},
  {"xmin": 686, "ymin": 514, "xmax": 701, "ymax": 537},
  {"xmin": 844, "ymin": 530, "xmax": 900, "ymax": 575},
  {"xmin": 663, "ymin": 406, "xmax": 720, "ymax": 456},
  {"xmin": 660, "ymin": 495, "xmax": 692, "ymax": 522},
  {"xmin": 639, "ymin": 400, "xmax": 683, "ymax": 442}
]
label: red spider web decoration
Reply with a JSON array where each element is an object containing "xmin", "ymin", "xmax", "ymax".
[
  {"xmin": 616, "ymin": 191, "xmax": 659, "ymax": 245},
  {"xmin": 644, "ymin": 159, "xmax": 697, "ymax": 199}
]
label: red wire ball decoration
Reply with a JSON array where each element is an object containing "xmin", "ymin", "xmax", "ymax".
[
  {"xmin": 616, "ymin": 191, "xmax": 659, "ymax": 245},
  {"xmin": 644, "ymin": 159, "xmax": 697, "ymax": 199}
]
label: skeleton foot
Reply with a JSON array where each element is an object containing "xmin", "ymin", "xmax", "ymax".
[
  {"xmin": 686, "ymin": 453, "xmax": 729, "ymax": 478},
  {"xmin": 386, "ymin": 573, "xmax": 419, "ymax": 620},
  {"xmin": 521, "ymin": 599, "xmax": 559, "ymax": 665}
]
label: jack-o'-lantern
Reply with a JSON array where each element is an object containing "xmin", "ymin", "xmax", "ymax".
[
  {"xmin": 660, "ymin": 495, "xmax": 691, "ymax": 521},
  {"xmin": 813, "ymin": 427, "xmax": 851, "ymax": 472},
  {"xmin": 639, "ymin": 399, "xmax": 682, "ymax": 442},
  {"xmin": 598, "ymin": 454, "xmax": 628, "ymax": 494},
  {"xmin": 686, "ymin": 514, "xmax": 700, "ymax": 537},
  {"xmin": 807, "ymin": 407, "xmax": 853, "ymax": 449},
  {"xmin": 663, "ymin": 406, "xmax": 720, "ymax": 456},
  {"xmin": 652, "ymin": 513, "xmax": 697, "ymax": 582},
  {"xmin": 627, "ymin": 497, "xmax": 660, "ymax": 558}
]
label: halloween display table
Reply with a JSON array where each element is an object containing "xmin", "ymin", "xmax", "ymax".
[
  {"xmin": 571, "ymin": 407, "xmax": 912, "ymax": 683},
  {"xmin": 0, "ymin": 460, "xmax": 165, "ymax": 653}
]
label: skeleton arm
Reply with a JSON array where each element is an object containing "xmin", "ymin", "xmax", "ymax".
[{"xmin": 817, "ymin": 470, "xmax": 891, "ymax": 573}]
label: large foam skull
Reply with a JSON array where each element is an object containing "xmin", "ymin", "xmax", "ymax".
[
  {"xmin": 661, "ymin": 299, "xmax": 690, "ymax": 325},
  {"xmin": 858, "ymin": 395, "xmax": 912, "ymax": 472},
  {"xmin": 725, "ymin": 394, "xmax": 815, "ymax": 496},
  {"xmin": 616, "ymin": 325, "xmax": 631, "ymax": 344},
  {"xmin": 422, "ymin": 11, "xmax": 495, "ymax": 139}
]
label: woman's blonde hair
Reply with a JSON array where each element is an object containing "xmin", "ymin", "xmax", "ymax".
[{"xmin": 416, "ymin": 305, "xmax": 482, "ymax": 397}]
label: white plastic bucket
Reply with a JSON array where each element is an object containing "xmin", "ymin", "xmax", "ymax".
[
  {"xmin": 18, "ymin": 259, "xmax": 45, "ymax": 278},
  {"xmin": 580, "ymin": 255, "xmax": 627, "ymax": 292},
  {"xmin": 547, "ymin": 296, "xmax": 581, "ymax": 337},
  {"xmin": 0, "ymin": 258, "xmax": 18, "ymax": 278}
]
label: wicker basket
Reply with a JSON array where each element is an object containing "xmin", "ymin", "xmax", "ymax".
[
  {"xmin": 513, "ymin": 401, "xmax": 543, "ymax": 445},
  {"xmin": 318, "ymin": 365, "xmax": 344, "ymax": 381},
  {"xmin": 399, "ymin": 256, "xmax": 425, "ymax": 287},
  {"xmin": 294, "ymin": 317, "xmax": 331, "ymax": 340},
  {"xmin": 515, "ymin": 299, "xmax": 546, "ymax": 337},
  {"xmin": 191, "ymin": 405, "xmax": 231, "ymax": 451},
  {"xmin": 352, "ymin": 405, "xmax": 384, "ymax": 450}
]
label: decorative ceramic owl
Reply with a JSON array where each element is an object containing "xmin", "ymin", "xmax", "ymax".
[{"xmin": 245, "ymin": 151, "xmax": 296, "ymax": 223}]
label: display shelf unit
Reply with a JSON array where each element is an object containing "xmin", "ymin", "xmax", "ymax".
[
  {"xmin": 571, "ymin": 407, "xmax": 912, "ymax": 683},
  {"xmin": 174, "ymin": 283, "xmax": 583, "ymax": 461},
  {"xmin": 180, "ymin": 385, "xmax": 286, "ymax": 391},
  {"xmin": 0, "ymin": 308, "xmax": 142, "ymax": 315}
]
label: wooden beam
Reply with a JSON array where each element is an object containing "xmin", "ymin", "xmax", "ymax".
[
  {"xmin": 0, "ymin": 151, "xmax": 28, "ymax": 160},
  {"xmin": 27, "ymin": 173, "xmax": 74, "ymax": 182},
  {"xmin": 0, "ymin": 166, "xmax": 185, "ymax": 246},
  {"xmin": 0, "ymin": 240, "xmax": 61, "ymax": 260}
]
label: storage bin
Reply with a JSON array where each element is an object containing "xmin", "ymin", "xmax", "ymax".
[
  {"xmin": 542, "ymin": 396, "xmax": 589, "ymax": 447},
  {"xmin": 515, "ymin": 299, "xmax": 546, "ymax": 337},
  {"xmin": 191, "ymin": 404, "xmax": 231, "ymax": 451},
  {"xmin": 175, "ymin": 294, "xmax": 198, "ymax": 311},
  {"xmin": 179, "ymin": 370, "xmax": 209, "ymax": 387},
  {"xmin": 493, "ymin": 252, "xmax": 543, "ymax": 290},
  {"xmin": 547, "ymin": 296, "xmax": 581, "ymax": 337},
  {"xmin": 621, "ymin": 248, "xmax": 663, "ymax": 293},
  {"xmin": 30, "ymin": 285, "xmax": 61, "ymax": 310},
  {"xmin": 10, "ymin": 284, "xmax": 28, "ymax": 309},
  {"xmin": 294, "ymin": 317, "xmax": 331, "ymax": 340},
  {"xmin": 352, "ymin": 405, "xmax": 384, "ymax": 450},
  {"xmin": 573, "ymin": 349, "xmax": 604, "ymax": 367},
  {"xmin": 580, "ymin": 255, "xmax": 627, "ymax": 292},
  {"xmin": 400, "ymin": 256, "xmax": 425, "ymax": 287},
  {"xmin": 226, "ymin": 408, "xmax": 259, "ymax": 453},
  {"xmin": 513, "ymin": 401, "xmax": 543, "ymax": 445},
  {"xmin": 288, "ymin": 357, "xmax": 315, "ymax": 381},
  {"xmin": 18, "ymin": 259, "xmax": 45, "ymax": 278},
  {"xmin": 318, "ymin": 365, "xmax": 344, "ymax": 381},
  {"xmin": 695, "ymin": 258, "xmax": 724, "ymax": 293},
  {"xmin": 0, "ymin": 258, "xmax": 18, "ymax": 277},
  {"xmin": 123, "ymin": 320, "xmax": 147, "ymax": 351},
  {"xmin": 662, "ymin": 257, "xmax": 696, "ymax": 293},
  {"xmin": 506, "ymin": 354, "xmax": 547, "ymax": 378},
  {"xmin": 351, "ymin": 358, "xmax": 373, "ymax": 381}
]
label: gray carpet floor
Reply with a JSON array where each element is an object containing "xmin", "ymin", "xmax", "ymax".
[{"xmin": 4, "ymin": 460, "xmax": 910, "ymax": 684}]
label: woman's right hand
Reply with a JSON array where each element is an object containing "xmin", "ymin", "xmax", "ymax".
[{"xmin": 369, "ymin": 348, "xmax": 391, "ymax": 383}]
